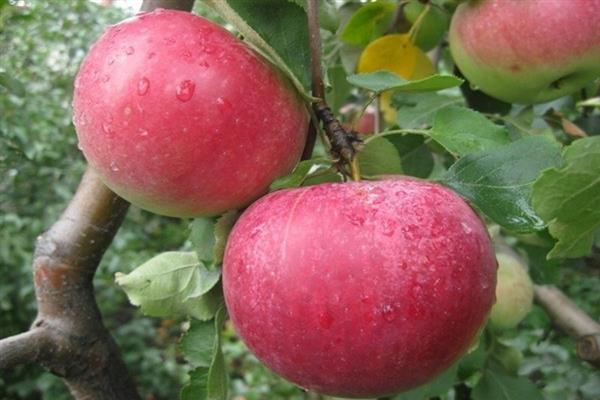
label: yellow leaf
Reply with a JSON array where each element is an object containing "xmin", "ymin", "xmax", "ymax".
[{"xmin": 358, "ymin": 34, "xmax": 435, "ymax": 122}]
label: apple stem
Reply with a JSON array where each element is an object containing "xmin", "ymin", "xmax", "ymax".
[{"xmin": 306, "ymin": 0, "xmax": 363, "ymax": 180}]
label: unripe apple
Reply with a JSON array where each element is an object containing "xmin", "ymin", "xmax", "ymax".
[
  {"xmin": 449, "ymin": 0, "xmax": 600, "ymax": 104},
  {"xmin": 73, "ymin": 10, "xmax": 308, "ymax": 217},
  {"xmin": 404, "ymin": 0, "xmax": 449, "ymax": 52},
  {"xmin": 489, "ymin": 252, "xmax": 534, "ymax": 330},
  {"xmin": 223, "ymin": 178, "xmax": 496, "ymax": 397}
]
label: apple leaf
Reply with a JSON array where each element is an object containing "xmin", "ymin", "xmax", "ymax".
[
  {"xmin": 270, "ymin": 158, "xmax": 332, "ymax": 190},
  {"xmin": 358, "ymin": 136, "xmax": 403, "ymax": 178},
  {"xmin": 532, "ymin": 136, "xmax": 600, "ymax": 259},
  {"xmin": 377, "ymin": 133, "xmax": 434, "ymax": 178},
  {"xmin": 326, "ymin": 64, "xmax": 353, "ymax": 113},
  {"xmin": 392, "ymin": 92, "xmax": 464, "ymax": 129},
  {"xmin": 431, "ymin": 106, "xmax": 511, "ymax": 157},
  {"xmin": 340, "ymin": 1, "xmax": 396, "ymax": 46},
  {"xmin": 190, "ymin": 212, "xmax": 239, "ymax": 267},
  {"xmin": 347, "ymin": 71, "xmax": 463, "ymax": 94},
  {"xmin": 441, "ymin": 136, "xmax": 562, "ymax": 233},
  {"xmin": 181, "ymin": 308, "xmax": 228, "ymax": 400},
  {"xmin": 115, "ymin": 252, "xmax": 222, "ymax": 320},
  {"xmin": 472, "ymin": 367, "xmax": 543, "ymax": 400},
  {"xmin": 206, "ymin": 0, "xmax": 310, "ymax": 96},
  {"xmin": 394, "ymin": 363, "xmax": 458, "ymax": 400}
]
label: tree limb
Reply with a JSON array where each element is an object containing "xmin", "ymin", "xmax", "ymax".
[{"xmin": 0, "ymin": 1, "xmax": 197, "ymax": 398}]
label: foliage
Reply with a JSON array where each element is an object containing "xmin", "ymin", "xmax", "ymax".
[{"xmin": 1, "ymin": 0, "xmax": 600, "ymax": 399}]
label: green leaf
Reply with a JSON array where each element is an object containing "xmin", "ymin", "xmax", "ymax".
[
  {"xmin": 577, "ymin": 97, "xmax": 600, "ymax": 108},
  {"xmin": 394, "ymin": 363, "xmax": 458, "ymax": 400},
  {"xmin": 0, "ymin": 72, "xmax": 26, "ymax": 96},
  {"xmin": 206, "ymin": 0, "xmax": 310, "ymax": 96},
  {"xmin": 181, "ymin": 308, "xmax": 228, "ymax": 400},
  {"xmin": 358, "ymin": 136, "xmax": 403, "ymax": 178},
  {"xmin": 213, "ymin": 211, "xmax": 239, "ymax": 265},
  {"xmin": 393, "ymin": 92, "xmax": 464, "ymax": 129},
  {"xmin": 442, "ymin": 136, "xmax": 562, "ymax": 233},
  {"xmin": 347, "ymin": 71, "xmax": 463, "ymax": 94},
  {"xmin": 431, "ymin": 106, "xmax": 511, "ymax": 157},
  {"xmin": 340, "ymin": 1, "xmax": 395, "ymax": 46},
  {"xmin": 190, "ymin": 218, "xmax": 217, "ymax": 265},
  {"xmin": 472, "ymin": 368, "xmax": 543, "ymax": 400},
  {"xmin": 270, "ymin": 158, "xmax": 332, "ymax": 190},
  {"xmin": 532, "ymin": 136, "xmax": 600, "ymax": 259},
  {"xmin": 380, "ymin": 133, "xmax": 434, "ymax": 178},
  {"xmin": 190, "ymin": 212, "xmax": 239, "ymax": 267},
  {"xmin": 115, "ymin": 252, "xmax": 222, "ymax": 320},
  {"xmin": 326, "ymin": 65, "xmax": 353, "ymax": 113}
]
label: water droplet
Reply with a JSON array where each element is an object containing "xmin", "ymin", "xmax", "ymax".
[
  {"xmin": 137, "ymin": 77, "xmax": 150, "ymax": 95},
  {"xmin": 123, "ymin": 106, "xmax": 132, "ymax": 116},
  {"xmin": 147, "ymin": 52, "xmax": 156, "ymax": 59},
  {"xmin": 198, "ymin": 60, "xmax": 209, "ymax": 68},
  {"xmin": 125, "ymin": 46, "xmax": 135, "ymax": 55},
  {"xmin": 344, "ymin": 211, "xmax": 365, "ymax": 226},
  {"xmin": 461, "ymin": 221, "xmax": 472, "ymax": 234},
  {"xmin": 216, "ymin": 97, "xmax": 225, "ymax": 105},
  {"xmin": 381, "ymin": 304, "xmax": 396, "ymax": 322},
  {"xmin": 110, "ymin": 161, "xmax": 119, "ymax": 172},
  {"xmin": 203, "ymin": 45, "xmax": 215, "ymax": 54},
  {"xmin": 182, "ymin": 50, "xmax": 191, "ymax": 58},
  {"xmin": 138, "ymin": 128, "xmax": 148, "ymax": 136},
  {"xmin": 318, "ymin": 311, "xmax": 334, "ymax": 329},
  {"xmin": 101, "ymin": 75, "xmax": 110, "ymax": 83},
  {"xmin": 102, "ymin": 122, "xmax": 114, "ymax": 136},
  {"xmin": 76, "ymin": 141, "xmax": 83, "ymax": 151},
  {"xmin": 381, "ymin": 219, "xmax": 396, "ymax": 236},
  {"xmin": 176, "ymin": 80, "xmax": 195, "ymax": 102},
  {"xmin": 108, "ymin": 58, "xmax": 115, "ymax": 65},
  {"xmin": 163, "ymin": 37, "xmax": 176, "ymax": 45}
]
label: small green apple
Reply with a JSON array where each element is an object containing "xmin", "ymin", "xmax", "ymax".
[{"xmin": 489, "ymin": 253, "xmax": 534, "ymax": 330}]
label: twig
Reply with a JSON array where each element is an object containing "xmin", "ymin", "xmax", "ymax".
[
  {"xmin": 306, "ymin": 0, "xmax": 362, "ymax": 178},
  {"xmin": 0, "ymin": 0, "xmax": 197, "ymax": 398}
]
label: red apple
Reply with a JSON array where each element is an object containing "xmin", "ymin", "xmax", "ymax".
[
  {"xmin": 449, "ymin": 0, "xmax": 600, "ymax": 104},
  {"xmin": 73, "ymin": 10, "xmax": 308, "ymax": 217},
  {"xmin": 223, "ymin": 178, "xmax": 496, "ymax": 397}
]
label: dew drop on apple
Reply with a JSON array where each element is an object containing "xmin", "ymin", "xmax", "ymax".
[
  {"xmin": 101, "ymin": 75, "xmax": 110, "ymax": 83},
  {"xmin": 102, "ymin": 122, "xmax": 114, "ymax": 136},
  {"xmin": 138, "ymin": 127, "xmax": 148, "ymax": 137},
  {"xmin": 110, "ymin": 161, "xmax": 119, "ymax": 172},
  {"xmin": 125, "ymin": 46, "xmax": 135, "ymax": 55},
  {"xmin": 137, "ymin": 77, "xmax": 150, "ymax": 95},
  {"xmin": 381, "ymin": 304, "xmax": 396, "ymax": 322},
  {"xmin": 176, "ymin": 80, "xmax": 195, "ymax": 102}
]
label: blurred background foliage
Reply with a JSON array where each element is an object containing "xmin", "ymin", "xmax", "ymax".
[{"xmin": 0, "ymin": 1, "xmax": 599, "ymax": 400}]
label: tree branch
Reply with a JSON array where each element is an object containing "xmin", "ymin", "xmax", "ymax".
[
  {"xmin": 534, "ymin": 285, "xmax": 600, "ymax": 368},
  {"xmin": 0, "ymin": 328, "xmax": 51, "ymax": 370},
  {"xmin": 0, "ymin": 1, "xmax": 197, "ymax": 398},
  {"xmin": 305, "ymin": 0, "xmax": 361, "ymax": 176}
]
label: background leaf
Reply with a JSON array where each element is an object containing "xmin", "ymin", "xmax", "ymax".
[
  {"xmin": 339, "ymin": 1, "xmax": 395, "ymax": 46},
  {"xmin": 532, "ymin": 136, "xmax": 600, "ymax": 259},
  {"xmin": 348, "ymin": 71, "xmax": 462, "ymax": 94},
  {"xmin": 358, "ymin": 136, "xmax": 403, "ymax": 178},
  {"xmin": 206, "ymin": 0, "xmax": 310, "ymax": 95},
  {"xmin": 442, "ymin": 136, "xmax": 562, "ymax": 232},
  {"xmin": 393, "ymin": 92, "xmax": 464, "ymax": 129},
  {"xmin": 431, "ymin": 106, "xmax": 511, "ymax": 157},
  {"xmin": 115, "ymin": 252, "xmax": 222, "ymax": 320},
  {"xmin": 472, "ymin": 368, "xmax": 544, "ymax": 400}
]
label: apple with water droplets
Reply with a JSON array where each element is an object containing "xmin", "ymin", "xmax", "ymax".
[
  {"xmin": 223, "ymin": 178, "xmax": 496, "ymax": 398},
  {"xmin": 73, "ymin": 9, "xmax": 308, "ymax": 217},
  {"xmin": 449, "ymin": 0, "xmax": 600, "ymax": 104}
]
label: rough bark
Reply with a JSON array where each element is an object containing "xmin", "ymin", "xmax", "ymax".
[{"xmin": 0, "ymin": 0, "xmax": 196, "ymax": 398}]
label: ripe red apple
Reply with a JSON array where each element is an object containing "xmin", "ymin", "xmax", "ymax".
[
  {"xmin": 223, "ymin": 178, "xmax": 496, "ymax": 397},
  {"xmin": 73, "ymin": 10, "xmax": 308, "ymax": 217},
  {"xmin": 340, "ymin": 104, "xmax": 376, "ymax": 134},
  {"xmin": 449, "ymin": 0, "xmax": 600, "ymax": 104}
]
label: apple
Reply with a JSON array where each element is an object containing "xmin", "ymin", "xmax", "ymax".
[
  {"xmin": 489, "ymin": 252, "xmax": 534, "ymax": 330},
  {"xmin": 223, "ymin": 178, "xmax": 496, "ymax": 397},
  {"xmin": 449, "ymin": 0, "xmax": 600, "ymax": 104},
  {"xmin": 72, "ymin": 10, "xmax": 308, "ymax": 217},
  {"xmin": 340, "ymin": 104, "xmax": 376, "ymax": 134},
  {"xmin": 404, "ymin": 0, "xmax": 449, "ymax": 52}
]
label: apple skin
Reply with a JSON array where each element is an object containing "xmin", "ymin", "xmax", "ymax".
[
  {"xmin": 223, "ymin": 178, "xmax": 496, "ymax": 398},
  {"xmin": 73, "ymin": 10, "xmax": 308, "ymax": 217},
  {"xmin": 449, "ymin": 0, "xmax": 600, "ymax": 104},
  {"xmin": 489, "ymin": 252, "xmax": 534, "ymax": 330}
]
